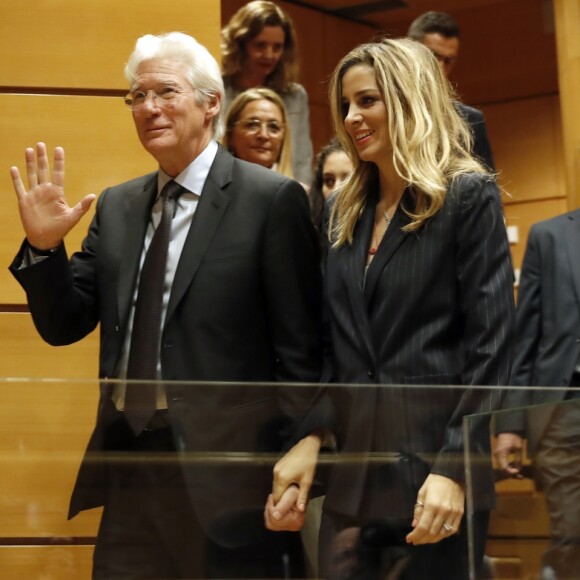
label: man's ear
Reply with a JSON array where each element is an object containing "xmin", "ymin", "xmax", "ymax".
[{"xmin": 206, "ymin": 93, "xmax": 221, "ymax": 122}]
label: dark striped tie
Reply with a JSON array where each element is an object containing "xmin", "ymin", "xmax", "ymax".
[{"xmin": 124, "ymin": 180, "xmax": 184, "ymax": 434}]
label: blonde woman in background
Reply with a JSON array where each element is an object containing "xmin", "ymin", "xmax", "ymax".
[
  {"xmin": 221, "ymin": 0, "xmax": 313, "ymax": 182},
  {"xmin": 223, "ymin": 87, "xmax": 293, "ymax": 179}
]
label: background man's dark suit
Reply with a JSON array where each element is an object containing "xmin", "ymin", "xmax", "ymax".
[
  {"xmin": 321, "ymin": 175, "xmax": 514, "ymax": 577},
  {"xmin": 10, "ymin": 146, "xmax": 322, "ymax": 555},
  {"xmin": 495, "ymin": 209, "xmax": 580, "ymax": 577},
  {"xmin": 457, "ymin": 102, "xmax": 495, "ymax": 172}
]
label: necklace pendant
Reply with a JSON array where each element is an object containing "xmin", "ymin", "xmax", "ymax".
[{"xmin": 369, "ymin": 247, "xmax": 377, "ymax": 255}]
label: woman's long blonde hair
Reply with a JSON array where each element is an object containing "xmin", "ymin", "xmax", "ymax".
[
  {"xmin": 221, "ymin": 1, "xmax": 299, "ymax": 94},
  {"xmin": 222, "ymin": 87, "xmax": 294, "ymax": 178},
  {"xmin": 329, "ymin": 38, "xmax": 489, "ymax": 247}
]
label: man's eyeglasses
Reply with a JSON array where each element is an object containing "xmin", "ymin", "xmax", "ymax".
[
  {"xmin": 124, "ymin": 85, "xmax": 190, "ymax": 110},
  {"xmin": 235, "ymin": 119, "xmax": 284, "ymax": 137}
]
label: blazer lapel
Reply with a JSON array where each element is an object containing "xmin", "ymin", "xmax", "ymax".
[
  {"xmin": 342, "ymin": 201, "xmax": 376, "ymax": 361},
  {"xmin": 363, "ymin": 188, "xmax": 413, "ymax": 303},
  {"xmin": 165, "ymin": 146, "xmax": 232, "ymax": 322},
  {"xmin": 565, "ymin": 209, "xmax": 580, "ymax": 310},
  {"xmin": 117, "ymin": 173, "xmax": 157, "ymax": 328}
]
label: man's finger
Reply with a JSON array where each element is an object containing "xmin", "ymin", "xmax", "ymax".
[
  {"xmin": 10, "ymin": 167, "xmax": 26, "ymax": 199},
  {"xmin": 272, "ymin": 485, "xmax": 299, "ymax": 520},
  {"xmin": 53, "ymin": 146, "xmax": 65, "ymax": 188},
  {"xmin": 25, "ymin": 147, "xmax": 38, "ymax": 190},
  {"xmin": 297, "ymin": 480, "xmax": 312, "ymax": 512}
]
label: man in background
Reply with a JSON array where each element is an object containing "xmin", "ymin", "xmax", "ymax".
[
  {"xmin": 408, "ymin": 11, "xmax": 496, "ymax": 171},
  {"xmin": 495, "ymin": 210, "xmax": 580, "ymax": 579}
]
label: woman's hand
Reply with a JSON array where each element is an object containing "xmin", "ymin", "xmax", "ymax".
[
  {"xmin": 263, "ymin": 432, "xmax": 323, "ymax": 531},
  {"xmin": 406, "ymin": 473, "xmax": 465, "ymax": 545}
]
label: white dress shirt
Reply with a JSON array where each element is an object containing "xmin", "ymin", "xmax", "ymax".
[{"xmin": 113, "ymin": 140, "xmax": 218, "ymax": 410}]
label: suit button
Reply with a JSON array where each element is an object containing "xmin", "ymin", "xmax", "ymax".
[
  {"xmin": 368, "ymin": 369, "xmax": 375, "ymax": 379},
  {"xmin": 163, "ymin": 342, "xmax": 173, "ymax": 348}
]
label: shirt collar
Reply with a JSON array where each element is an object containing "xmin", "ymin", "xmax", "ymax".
[{"xmin": 157, "ymin": 140, "xmax": 219, "ymax": 197}]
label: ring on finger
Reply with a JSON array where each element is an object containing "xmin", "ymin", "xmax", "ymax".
[
  {"xmin": 441, "ymin": 522, "xmax": 453, "ymax": 533},
  {"xmin": 414, "ymin": 500, "xmax": 424, "ymax": 508}
]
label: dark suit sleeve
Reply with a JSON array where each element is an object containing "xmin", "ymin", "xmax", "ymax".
[
  {"xmin": 457, "ymin": 103, "xmax": 495, "ymax": 172},
  {"xmin": 9, "ymin": 196, "xmax": 103, "ymax": 346},
  {"xmin": 495, "ymin": 227, "xmax": 542, "ymax": 434},
  {"xmin": 432, "ymin": 176, "xmax": 515, "ymax": 479},
  {"xmin": 470, "ymin": 111, "xmax": 495, "ymax": 173},
  {"xmin": 261, "ymin": 177, "xmax": 323, "ymax": 419}
]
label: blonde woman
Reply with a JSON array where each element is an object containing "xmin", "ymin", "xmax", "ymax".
[
  {"xmin": 267, "ymin": 39, "xmax": 515, "ymax": 580},
  {"xmin": 221, "ymin": 1, "xmax": 313, "ymax": 182},
  {"xmin": 223, "ymin": 87, "xmax": 293, "ymax": 179}
]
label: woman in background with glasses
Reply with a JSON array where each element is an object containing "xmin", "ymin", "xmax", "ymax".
[
  {"xmin": 223, "ymin": 87, "xmax": 295, "ymax": 181},
  {"xmin": 221, "ymin": 1, "xmax": 313, "ymax": 183}
]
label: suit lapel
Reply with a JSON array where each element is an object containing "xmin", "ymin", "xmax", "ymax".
[
  {"xmin": 165, "ymin": 146, "xmax": 232, "ymax": 323},
  {"xmin": 342, "ymin": 202, "xmax": 376, "ymax": 361},
  {"xmin": 117, "ymin": 173, "xmax": 157, "ymax": 328},
  {"xmin": 565, "ymin": 209, "xmax": 580, "ymax": 310},
  {"xmin": 363, "ymin": 188, "xmax": 413, "ymax": 303}
]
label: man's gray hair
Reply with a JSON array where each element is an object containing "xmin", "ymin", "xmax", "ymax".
[{"xmin": 125, "ymin": 32, "xmax": 225, "ymax": 137}]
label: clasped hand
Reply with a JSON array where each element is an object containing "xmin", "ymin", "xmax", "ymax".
[
  {"xmin": 11, "ymin": 142, "xmax": 95, "ymax": 250},
  {"xmin": 264, "ymin": 433, "xmax": 322, "ymax": 532}
]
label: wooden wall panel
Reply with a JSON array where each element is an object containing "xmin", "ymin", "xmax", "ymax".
[
  {"xmin": 0, "ymin": 546, "xmax": 93, "ymax": 580},
  {"xmin": 483, "ymin": 95, "xmax": 565, "ymax": 204},
  {"xmin": 0, "ymin": 94, "xmax": 156, "ymax": 304},
  {"xmin": 309, "ymin": 103, "xmax": 333, "ymax": 153},
  {"xmin": 554, "ymin": 0, "xmax": 580, "ymax": 208},
  {"xmin": 455, "ymin": 0, "xmax": 558, "ymax": 105},
  {"xmin": 0, "ymin": 0, "xmax": 221, "ymax": 90},
  {"xmin": 0, "ymin": 376, "xmax": 100, "ymax": 537},
  {"xmin": 0, "ymin": 546, "xmax": 93, "ymax": 579},
  {"xmin": 0, "ymin": 313, "xmax": 98, "ymax": 378},
  {"xmin": 0, "ymin": 314, "xmax": 99, "ymax": 537},
  {"xmin": 366, "ymin": 0, "xmax": 557, "ymax": 108}
]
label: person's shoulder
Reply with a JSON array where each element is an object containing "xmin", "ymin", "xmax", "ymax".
[
  {"xmin": 454, "ymin": 101, "xmax": 485, "ymax": 123},
  {"xmin": 231, "ymin": 157, "xmax": 299, "ymax": 191},
  {"xmin": 448, "ymin": 172, "xmax": 497, "ymax": 202},
  {"xmin": 288, "ymin": 82, "xmax": 307, "ymax": 94},
  {"xmin": 531, "ymin": 208, "xmax": 580, "ymax": 235},
  {"xmin": 282, "ymin": 83, "xmax": 308, "ymax": 100},
  {"xmin": 102, "ymin": 172, "xmax": 157, "ymax": 197}
]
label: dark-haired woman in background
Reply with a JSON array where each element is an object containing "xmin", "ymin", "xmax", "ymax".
[
  {"xmin": 221, "ymin": 0, "xmax": 313, "ymax": 183},
  {"xmin": 309, "ymin": 138, "xmax": 353, "ymax": 233},
  {"xmin": 268, "ymin": 38, "xmax": 514, "ymax": 580}
]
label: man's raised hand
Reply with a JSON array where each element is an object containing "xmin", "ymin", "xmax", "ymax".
[{"xmin": 11, "ymin": 142, "xmax": 95, "ymax": 250}]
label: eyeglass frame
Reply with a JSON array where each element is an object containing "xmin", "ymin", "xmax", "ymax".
[
  {"xmin": 233, "ymin": 118, "xmax": 286, "ymax": 137},
  {"xmin": 123, "ymin": 84, "xmax": 193, "ymax": 110}
]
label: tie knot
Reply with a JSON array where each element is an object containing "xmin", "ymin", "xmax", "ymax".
[{"xmin": 161, "ymin": 179, "xmax": 186, "ymax": 202}]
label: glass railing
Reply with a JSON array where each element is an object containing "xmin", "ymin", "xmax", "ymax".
[
  {"xmin": 465, "ymin": 386, "xmax": 580, "ymax": 580},
  {"xmin": 2, "ymin": 379, "xmax": 576, "ymax": 579}
]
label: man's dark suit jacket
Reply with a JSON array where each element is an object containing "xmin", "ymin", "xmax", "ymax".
[
  {"xmin": 457, "ymin": 102, "xmax": 495, "ymax": 172},
  {"xmin": 496, "ymin": 209, "xmax": 580, "ymax": 451},
  {"xmin": 322, "ymin": 174, "xmax": 514, "ymax": 519},
  {"xmin": 10, "ymin": 145, "xmax": 322, "ymax": 547}
]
